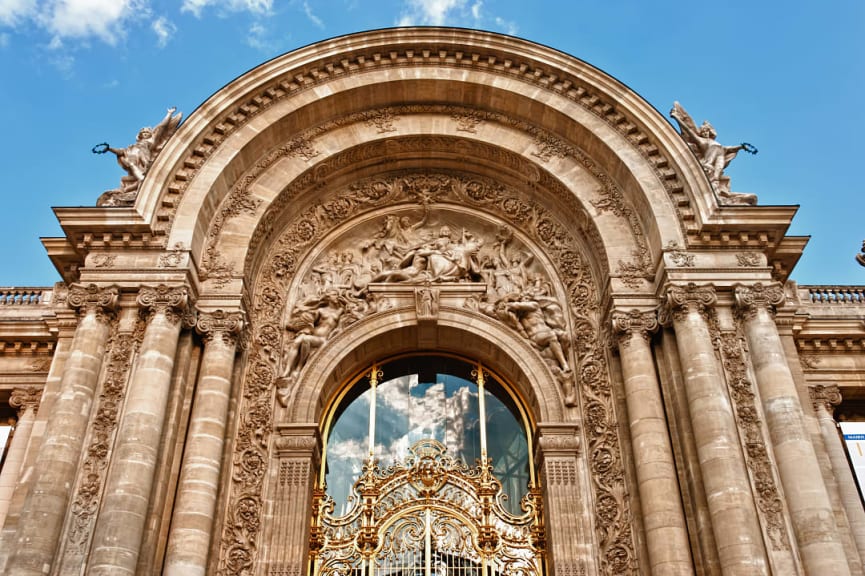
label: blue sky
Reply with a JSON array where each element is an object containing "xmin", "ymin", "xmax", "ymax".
[{"xmin": 0, "ymin": 0, "xmax": 862, "ymax": 287}]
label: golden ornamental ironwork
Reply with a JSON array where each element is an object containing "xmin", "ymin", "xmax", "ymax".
[{"xmin": 311, "ymin": 439, "xmax": 545, "ymax": 575}]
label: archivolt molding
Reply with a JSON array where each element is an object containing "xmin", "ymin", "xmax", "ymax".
[
  {"xmin": 199, "ymin": 106, "xmax": 654, "ymax": 291},
  {"xmin": 144, "ymin": 29, "xmax": 698, "ymax": 255}
]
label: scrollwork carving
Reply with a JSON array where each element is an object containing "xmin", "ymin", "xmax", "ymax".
[
  {"xmin": 734, "ymin": 282, "xmax": 785, "ymax": 320},
  {"xmin": 137, "ymin": 284, "xmax": 191, "ymax": 325},
  {"xmin": 67, "ymin": 284, "xmax": 119, "ymax": 322},
  {"xmin": 662, "ymin": 283, "xmax": 716, "ymax": 323},
  {"xmin": 809, "ymin": 384, "xmax": 842, "ymax": 414},
  {"xmin": 9, "ymin": 387, "xmax": 42, "ymax": 415},
  {"xmin": 197, "ymin": 309, "xmax": 245, "ymax": 346},
  {"xmin": 611, "ymin": 309, "xmax": 658, "ymax": 348}
]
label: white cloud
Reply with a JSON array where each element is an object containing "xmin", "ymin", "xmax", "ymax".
[
  {"xmin": 246, "ymin": 21, "xmax": 276, "ymax": 52},
  {"xmin": 181, "ymin": 0, "xmax": 272, "ymax": 18},
  {"xmin": 38, "ymin": 0, "xmax": 148, "ymax": 45},
  {"xmin": 302, "ymin": 0, "xmax": 322, "ymax": 28},
  {"xmin": 0, "ymin": 0, "xmax": 35, "ymax": 26},
  {"xmin": 494, "ymin": 15, "xmax": 516, "ymax": 36},
  {"xmin": 398, "ymin": 0, "xmax": 466, "ymax": 26},
  {"xmin": 151, "ymin": 15, "xmax": 174, "ymax": 48}
]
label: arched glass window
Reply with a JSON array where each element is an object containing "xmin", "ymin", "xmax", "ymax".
[{"xmin": 322, "ymin": 355, "xmax": 533, "ymax": 515}]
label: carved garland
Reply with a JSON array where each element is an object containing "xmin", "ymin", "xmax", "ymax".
[
  {"xmin": 200, "ymin": 106, "xmax": 651, "ymax": 287},
  {"xmin": 714, "ymin": 327, "xmax": 792, "ymax": 551},
  {"xmin": 155, "ymin": 41, "xmax": 688, "ymax": 243},
  {"xmin": 217, "ymin": 171, "xmax": 638, "ymax": 574},
  {"xmin": 62, "ymin": 315, "xmax": 145, "ymax": 567}
]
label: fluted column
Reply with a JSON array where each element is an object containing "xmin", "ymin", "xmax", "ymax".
[
  {"xmin": 534, "ymin": 424, "xmax": 593, "ymax": 576},
  {"xmin": 89, "ymin": 285, "xmax": 191, "ymax": 575},
  {"xmin": 0, "ymin": 388, "xmax": 41, "ymax": 528},
  {"xmin": 735, "ymin": 283, "xmax": 850, "ymax": 575},
  {"xmin": 164, "ymin": 309, "xmax": 244, "ymax": 576},
  {"xmin": 811, "ymin": 384, "xmax": 865, "ymax": 561},
  {"xmin": 662, "ymin": 283, "xmax": 767, "ymax": 575},
  {"xmin": 612, "ymin": 309, "xmax": 693, "ymax": 575},
  {"xmin": 5, "ymin": 284, "xmax": 117, "ymax": 576}
]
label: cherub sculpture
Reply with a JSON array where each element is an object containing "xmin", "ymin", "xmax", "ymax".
[
  {"xmin": 94, "ymin": 107, "xmax": 182, "ymax": 206},
  {"xmin": 670, "ymin": 101, "xmax": 757, "ymax": 205}
]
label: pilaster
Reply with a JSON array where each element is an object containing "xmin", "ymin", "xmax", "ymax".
[
  {"xmin": 164, "ymin": 309, "xmax": 244, "ymax": 576},
  {"xmin": 89, "ymin": 284, "xmax": 192, "ymax": 575},
  {"xmin": 4, "ymin": 283, "xmax": 117, "ymax": 576},
  {"xmin": 736, "ymin": 283, "xmax": 850, "ymax": 575},
  {"xmin": 662, "ymin": 283, "xmax": 768, "ymax": 575},
  {"xmin": 0, "ymin": 388, "xmax": 41, "ymax": 527},
  {"xmin": 611, "ymin": 309, "xmax": 693, "ymax": 575}
]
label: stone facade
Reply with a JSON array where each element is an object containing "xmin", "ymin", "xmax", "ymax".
[{"xmin": 0, "ymin": 27, "xmax": 863, "ymax": 575}]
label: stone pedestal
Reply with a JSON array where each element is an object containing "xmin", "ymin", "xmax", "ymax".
[
  {"xmin": 164, "ymin": 310, "xmax": 244, "ymax": 576},
  {"xmin": 612, "ymin": 310, "xmax": 693, "ymax": 575},
  {"xmin": 736, "ymin": 283, "xmax": 850, "ymax": 576},
  {"xmin": 88, "ymin": 285, "xmax": 190, "ymax": 575},
  {"xmin": 663, "ymin": 283, "xmax": 768, "ymax": 575}
]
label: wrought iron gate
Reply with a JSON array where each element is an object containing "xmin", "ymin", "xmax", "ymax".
[{"xmin": 310, "ymin": 439, "xmax": 545, "ymax": 575}]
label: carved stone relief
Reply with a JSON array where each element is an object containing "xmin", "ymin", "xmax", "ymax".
[
  {"xmin": 202, "ymin": 108, "xmax": 654, "ymax": 291},
  {"xmin": 218, "ymin": 169, "xmax": 637, "ymax": 574}
]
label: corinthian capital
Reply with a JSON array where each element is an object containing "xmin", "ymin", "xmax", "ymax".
[
  {"xmin": 137, "ymin": 284, "xmax": 191, "ymax": 325},
  {"xmin": 734, "ymin": 282, "xmax": 785, "ymax": 320},
  {"xmin": 611, "ymin": 309, "xmax": 658, "ymax": 348},
  {"xmin": 9, "ymin": 387, "xmax": 42, "ymax": 416},
  {"xmin": 196, "ymin": 309, "xmax": 245, "ymax": 346},
  {"xmin": 67, "ymin": 283, "xmax": 119, "ymax": 322},
  {"xmin": 661, "ymin": 283, "xmax": 716, "ymax": 323},
  {"xmin": 809, "ymin": 384, "xmax": 842, "ymax": 414}
]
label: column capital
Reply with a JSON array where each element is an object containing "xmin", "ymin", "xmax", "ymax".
[
  {"xmin": 809, "ymin": 384, "xmax": 843, "ymax": 414},
  {"xmin": 9, "ymin": 386, "xmax": 41, "ymax": 417},
  {"xmin": 67, "ymin": 283, "xmax": 119, "ymax": 323},
  {"xmin": 137, "ymin": 284, "xmax": 193, "ymax": 326},
  {"xmin": 734, "ymin": 282, "xmax": 785, "ymax": 320},
  {"xmin": 661, "ymin": 282, "xmax": 716, "ymax": 323},
  {"xmin": 611, "ymin": 309, "xmax": 658, "ymax": 348},
  {"xmin": 273, "ymin": 424, "xmax": 321, "ymax": 459},
  {"xmin": 534, "ymin": 423, "xmax": 580, "ymax": 457},
  {"xmin": 196, "ymin": 309, "xmax": 245, "ymax": 346}
]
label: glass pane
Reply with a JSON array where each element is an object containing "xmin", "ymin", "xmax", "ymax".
[
  {"xmin": 485, "ymin": 386, "xmax": 530, "ymax": 515},
  {"xmin": 324, "ymin": 387, "xmax": 370, "ymax": 515}
]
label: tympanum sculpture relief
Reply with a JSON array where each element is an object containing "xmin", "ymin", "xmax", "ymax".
[
  {"xmin": 94, "ymin": 107, "xmax": 182, "ymax": 207},
  {"xmin": 670, "ymin": 101, "xmax": 757, "ymax": 205},
  {"xmin": 276, "ymin": 213, "xmax": 575, "ymax": 407}
]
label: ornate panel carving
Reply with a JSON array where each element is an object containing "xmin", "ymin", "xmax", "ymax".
[{"xmin": 716, "ymin": 330, "xmax": 792, "ymax": 551}]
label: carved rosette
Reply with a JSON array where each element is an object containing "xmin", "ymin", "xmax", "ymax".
[
  {"xmin": 9, "ymin": 387, "xmax": 42, "ymax": 416},
  {"xmin": 137, "ymin": 284, "xmax": 191, "ymax": 325},
  {"xmin": 611, "ymin": 309, "xmax": 658, "ymax": 348},
  {"xmin": 717, "ymin": 330, "xmax": 792, "ymax": 551},
  {"xmin": 196, "ymin": 309, "xmax": 245, "ymax": 347},
  {"xmin": 809, "ymin": 384, "xmax": 842, "ymax": 415},
  {"xmin": 661, "ymin": 283, "xmax": 717, "ymax": 323},
  {"xmin": 734, "ymin": 282, "xmax": 785, "ymax": 320},
  {"xmin": 67, "ymin": 283, "xmax": 119, "ymax": 323}
]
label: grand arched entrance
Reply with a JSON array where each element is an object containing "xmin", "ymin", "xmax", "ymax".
[{"xmin": 4, "ymin": 25, "xmax": 860, "ymax": 576}]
